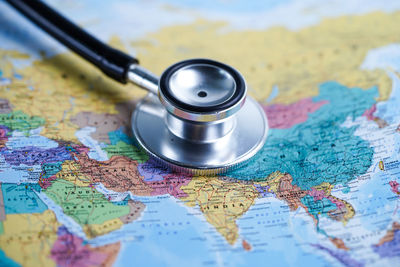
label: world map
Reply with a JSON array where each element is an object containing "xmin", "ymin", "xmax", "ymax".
[{"xmin": 1, "ymin": 0, "xmax": 400, "ymax": 266}]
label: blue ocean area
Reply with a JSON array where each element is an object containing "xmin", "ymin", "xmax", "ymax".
[
  {"xmin": 352, "ymin": 132, "xmax": 400, "ymax": 232},
  {"xmin": 376, "ymin": 72, "xmax": 400, "ymax": 124},
  {"xmin": 95, "ymin": 196, "xmax": 221, "ymax": 266},
  {"xmin": 110, "ymin": 195, "xmax": 331, "ymax": 267},
  {"xmin": 237, "ymin": 198, "xmax": 331, "ymax": 267},
  {"xmin": 6, "ymin": 133, "xmax": 59, "ymax": 149},
  {"xmin": 0, "ymin": 161, "xmax": 41, "ymax": 184},
  {"xmin": 0, "ymin": 250, "xmax": 20, "ymax": 267}
]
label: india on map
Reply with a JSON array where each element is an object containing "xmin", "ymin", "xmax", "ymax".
[{"xmin": 1, "ymin": 0, "xmax": 400, "ymax": 266}]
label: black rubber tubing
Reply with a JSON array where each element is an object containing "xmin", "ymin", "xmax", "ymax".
[{"xmin": 5, "ymin": 0, "xmax": 138, "ymax": 83}]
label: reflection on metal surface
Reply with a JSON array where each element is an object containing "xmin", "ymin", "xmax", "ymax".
[
  {"xmin": 131, "ymin": 58, "xmax": 268, "ymax": 175},
  {"xmin": 132, "ymin": 93, "xmax": 268, "ymax": 175},
  {"xmin": 127, "ymin": 64, "xmax": 159, "ymax": 94},
  {"xmin": 168, "ymin": 64, "xmax": 236, "ymax": 107}
]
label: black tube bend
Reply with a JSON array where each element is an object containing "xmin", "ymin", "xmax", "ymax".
[{"xmin": 5, "ymin": 0, "xmax": 138, "ymax": 83}]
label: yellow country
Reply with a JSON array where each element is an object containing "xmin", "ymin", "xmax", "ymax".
[
  {"xmin": 83, "ymin": 218, "xmax": 124, "ymax": 239},
  {"xmin": 180, "ymin": 176, "xmax": 258, "ymax": 245},
  {"xmin": 134, "ymin": 12, "xmax": 400, "ymax": 104},
  {"xmin": 0, "ymin": 210, "xmax": 60, "ymax": 267}
]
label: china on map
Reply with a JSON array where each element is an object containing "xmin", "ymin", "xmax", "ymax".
[{"xmin": 1, "ymin": 0, "xmax": 400, "ymax": 266}]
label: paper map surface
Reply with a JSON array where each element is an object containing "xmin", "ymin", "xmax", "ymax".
[{"xmin": 1, "ymin": 0, "xmax": 400, "ymax": 266}]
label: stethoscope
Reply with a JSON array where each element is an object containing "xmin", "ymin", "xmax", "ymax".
[{"xmin": 6, "ymin": 0, "xmax": 269, "ymax": 175}]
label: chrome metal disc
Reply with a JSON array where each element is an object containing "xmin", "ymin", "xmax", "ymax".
[
  {"xmin": 131, "ymin": 93, "xmax": 268, "ymax": 175},
  {"xmin": 168, "ymin": 63, "xmax": 236, "ymax": 108}
]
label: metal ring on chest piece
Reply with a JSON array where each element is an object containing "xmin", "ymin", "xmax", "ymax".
[{"xmin": 131, "ymin": 58, "xmax": 269, "ymax": 175}]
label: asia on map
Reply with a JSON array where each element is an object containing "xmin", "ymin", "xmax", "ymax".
[{"xmin": 1, "ymin": 0, "xmax": 400, "ymax": 266}]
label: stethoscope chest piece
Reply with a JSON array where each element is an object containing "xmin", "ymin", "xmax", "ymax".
[
  {"xmin": 6, "ymin": 2, "xmax": 268, "ymax": 175},
  {"xmin": 131, "ymin": 59, "xmax": 269, "ymax": 175}
]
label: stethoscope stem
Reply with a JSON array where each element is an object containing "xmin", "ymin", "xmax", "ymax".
[
  {"xmin": 6, "ymin": 0, "xmax": 158, "ymax": 94},
  {"xmin": 127, "ymin": 65, "xmax": 159, "ymax": 95}
]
